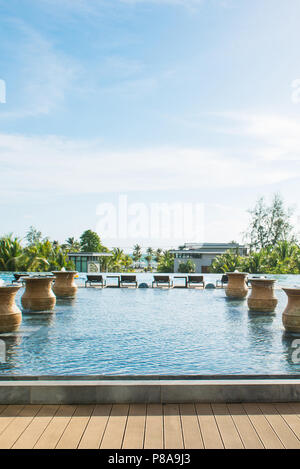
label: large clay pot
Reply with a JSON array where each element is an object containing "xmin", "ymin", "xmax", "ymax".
[
  {"xmin": 52, "ymin": 271, "xmax": 78, "ymax": 298},
  {"xmin": 282, "ymin": 288, "xmax": 300, "ymax": 333},
  {"xmin": 248, "ymin": 279, "xmax": 278, "ymax": 312},
  {"xmin": 21, "ymin": 277, "xmax": 56, "ymax": 312},
  {"xmin": 0, "ymin": 285, "xmax": 22, "ymax": 332},
  {"xmin": 225, "ymin": 272, "xmax": 248, "ymax": 299}
]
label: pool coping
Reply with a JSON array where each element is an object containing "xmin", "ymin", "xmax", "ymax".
[{"xmin": 2, "ymin": 376, "xmax": 300, "ymax": 404}]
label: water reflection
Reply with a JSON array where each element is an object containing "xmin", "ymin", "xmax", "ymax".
[
  {"xmin": 0, "ymin": 332, "xmax": 23, "ymax": 373},
  {"xmin": 56, "ymin": 298, "xmax": 76, "ymax": 308},
  {"xmin": 22, "ymin": 311, "xmax": 55, "ymax": 327}
]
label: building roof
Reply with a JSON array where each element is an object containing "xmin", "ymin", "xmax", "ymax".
[
  {"xmin": 67, "ymin": 252, "xmax": 112, "ymax": 257},
  {"xmin": 170, "ymin": 242, "xmax": 247, "ymax": 254}
]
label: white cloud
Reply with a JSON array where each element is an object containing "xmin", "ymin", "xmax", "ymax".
[
  {"xmin": 0, "ymin": 128, "xmax": 298, "ymax": 201},
  {"xmin": 213, "ymin": 111, "xmax": 300, "ymax": 162}
]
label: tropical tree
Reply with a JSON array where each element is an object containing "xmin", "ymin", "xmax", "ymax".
[
  {"xmin": 154, "ymin": 248, "xmax": 163, "ymax": 263},
  {"xmin": 210, "ymin": 250, "xmax": 243, "ymax": 273},
  {"xmin": 63, "ymin": 237, "xmax": 81, "ymax": 252},
  {"xmin": 25, "ymin": 226, "xmax": 42, "ymax": 246},
  {"xmin": 245, "ymin": 194, "xmax": 295, "ymax": 251},
  {"xmin": 178, "ymin": 260, "xmax": 196, "ymax": 273},
  {"xmin": 110, "ymin": 248, "xmax": 125, "ymax": 272},
  {"xmin": 132, "ymin": 244, "xmax": 142, "ymax": 263},
  {"xmin": 157, "ymin": 250, "xmax": 175, "ymax": 273},
  {"xmin": 80, "ymin": 230, "xmax": 106, "ymax": 252},
  {"xmin": 0, "ymin": 235, "xmax": 24, "ymax": 271},
  {"xmin": 145, "ymin": 247, "xmax": 154, "ymax": 271}
]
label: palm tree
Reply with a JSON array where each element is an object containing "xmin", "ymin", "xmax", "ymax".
[
  {"xmin": 63, "ymin": 237, "xmax": 81, "ymax": 252},
  {"xmin": 211, "ymin": 250, "xmax": 243, "ymax": 273},
  {"xmin": 154, "ymin": 248, "xmax": 163, "ymax": 263},
  {"xmin": 111, "ymin": 248, "xmax": 124, "ymax": 272},
  {"xmin": 145, "ymin": 247, "xmax": 154, "ymax": 271},
  {"xmin": 132, "ymin": 244, "xmax": 142, "ymax": 263},
  {"xmin": 0, "ymin": 235, "xmax": 24, "ymax": 271},
  {"xmin": 157, "ymin": 250, "xmax": 175, "ymax": 273}
]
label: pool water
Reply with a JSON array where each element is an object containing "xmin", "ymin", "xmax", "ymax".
[{"xmin": 0, "ymin": 273, "xmax": 300, "ymax": 376}]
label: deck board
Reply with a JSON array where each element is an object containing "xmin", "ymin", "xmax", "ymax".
[
  {"xmin": 275, "ymin": 402, "xmax": 300, "ymax": 442},
  {"xmin": 180, "ymin": 404, "xmax": 204, "ymax": 449},
  {"xmin": 227, "ymin": 403, "xmax": 264, "ymax": 449},
  {"xmin": 0, "ymin": 405, "xmax": 24, "ymax": 436},
  {"xmin": 163, "ymin": 404, "xmax": 184, "ymax": 449},
  {"xmin": 12, "ymin": 405, "xmax": 59, "ymax": 449},
  {"xmin": 100, "ymin": 404, "xmax": 129, "ymax": 449},
  {"xmin": 243, "ymin": 403, "xmax": 284, "ymax": 449},
  {"xmin": 211, "ymin": 404, "xmax": 244, "ymax": 449},
  {"xmin": 144, "ymin": 404, "xmax": 164, "ymax": 449},
  {"xmin": 0, "ymin": 405, "xmax": 41, "ymax": 449},
  {"xmin": 78, "ymin": 404, "xmax": 112, "ymax": 449},
  {"xmin": 34, "ymin": 405, "xmax": 77, "ymax": 449},
  {"xmin": 55, "ymin": 405, "xmax": 94, "ymax": 449},
  {"xmin": 1, "ymin": 402, "xmax": 300, "ymax": 449},
  {"xmin": 258, "ymin": 403, "xmax": 300, "ymax": 449},
  {"xmin": 195, "ymin": 404, "xmax": 224, "ymax": 449},
  {"xmin": 122, "ymin": 404, "xmax": 146, "ymax": 449}
]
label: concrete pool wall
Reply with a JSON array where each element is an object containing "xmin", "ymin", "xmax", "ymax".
[{"xmin": 2, "ymin": 376, "xmax": 300, "ymax": 404}]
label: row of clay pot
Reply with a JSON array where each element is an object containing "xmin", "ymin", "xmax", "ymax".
[
  {"xmin": 0, "ymin": 271, "xmax": 78, "ymax": 333},
  {"xmin": 225, "ymin": 273, "xmax": 278, "ymax": 312},
  {"xmin": 225, "ymin": 272, "xmax": 300, "ymax": 332}
]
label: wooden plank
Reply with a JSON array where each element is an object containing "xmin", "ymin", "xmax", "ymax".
[
  {"xmin": 12, "ymin": 405, "xmax": 59, "ymax": 449},
  {"xmin": 144, "ymin": 404, "xmax": 163, "ymax": 449},
  {"xmin": 228, "ymin": 404, "xmax": 264, "ymax": 449},
  {"xmin": 0, "ymin": 405, "xmax": 24, "ymax": 435},
  {"xmin": 0, "ymin": 405, "xmax": 41, "ymax": 449},
  {"xmin": 34, "ymin": 405, "xmax": 77, "ymax": 449},
  {"xmin": 100, "ymin": 404, "xmax": 129, "ymax": 449},
  {"xmin": 180, "ymin": 404, "xmax": 203, "ymax": 449},
  {"xmin": 78, "ymin": 404, "xmax": 112, "ymax": 449},
  {"xmin": 195, "ymin": 404, "xmax": 224, "ymax": 449},
  {"xmin": 122, "ymin": 404, "xmax": 146, "ymax": 449},
  {"xmin": 259, "ymin": 404, "xmax": 300, "ymax": 449},
  {"xmin": 0, "ymin": 406, "xmax": 7, "ymax": 415},
  {"xmin": 275, "ymin": 402, "xmax": 300, "ymax": 442},
  {"xmin": 243, "ymin": 403, "xmax": 284, "ymax": 449},
  {"xmin": 163, "ymin": 404, "xmax": 184, "ymax": 449},
  {"xmin": 287, "ymin": 402, "xmax": 300, "ymax": 416},
  {"xmin": 212, "ymin": 404, "xmax": 244, "ymax": 449},
  {"xmin": 55, "ymin": 405, "xmax": 94, "ymax": 449}
]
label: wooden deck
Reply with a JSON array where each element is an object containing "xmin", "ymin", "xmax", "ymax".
[{"xmin": 1, "ymin": 402, "xmax": 300, "ymax": 449}]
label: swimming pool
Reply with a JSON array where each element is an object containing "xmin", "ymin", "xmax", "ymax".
[{"xmin": 0, "ymin": 273, "xmax": 300, "ymax": 376}]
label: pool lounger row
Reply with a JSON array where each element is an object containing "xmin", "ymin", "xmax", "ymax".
[{"xmin": 85, "ymin": 274, "xmax": 207, "ymax": 288}]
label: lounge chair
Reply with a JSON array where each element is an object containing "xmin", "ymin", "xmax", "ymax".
[
  {"xmin": 120, "ymin": 275, "xmax": 138, "ymax": 288},
  {"xmin": 152, "ymin": 275, "xmax": 173, "ymax": 288},
  {"xmin": 85, "ymin": 275, "xmax": 106, "ymax": 288},
  {"xmin": 187, "ymin": 275, "xmax": 205, "ymax": 288},
  {"xmin": 216, "ymin": 274, "xmax": 228, "ymax": 288}
]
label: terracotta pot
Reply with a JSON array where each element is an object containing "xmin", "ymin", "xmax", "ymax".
[
  {"xmin": 0, "ymin": 285, "xmax": 22, "ymax": 332},
  {"xmin": 282, "ymin": 288, "xmax": 300, "ymax": 333},
  {"xmin": 248, "ymin": 279, "xmax": 278, "ymax": 312},
  {"xmin": 225, "ymin": 272, "xmax": 248, "ymax": 299},
  {"xmin": 21, "ymin": 277, "xmax": 56, "ymax": 312},
  {"xmin": 52, "ymin": 271, "xmax": 78, "ymax": 298}
]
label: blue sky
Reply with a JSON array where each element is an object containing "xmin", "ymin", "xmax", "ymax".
[{"xmin": 1, "ymin": 0, "xmax": 300, "ymax": 249}]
